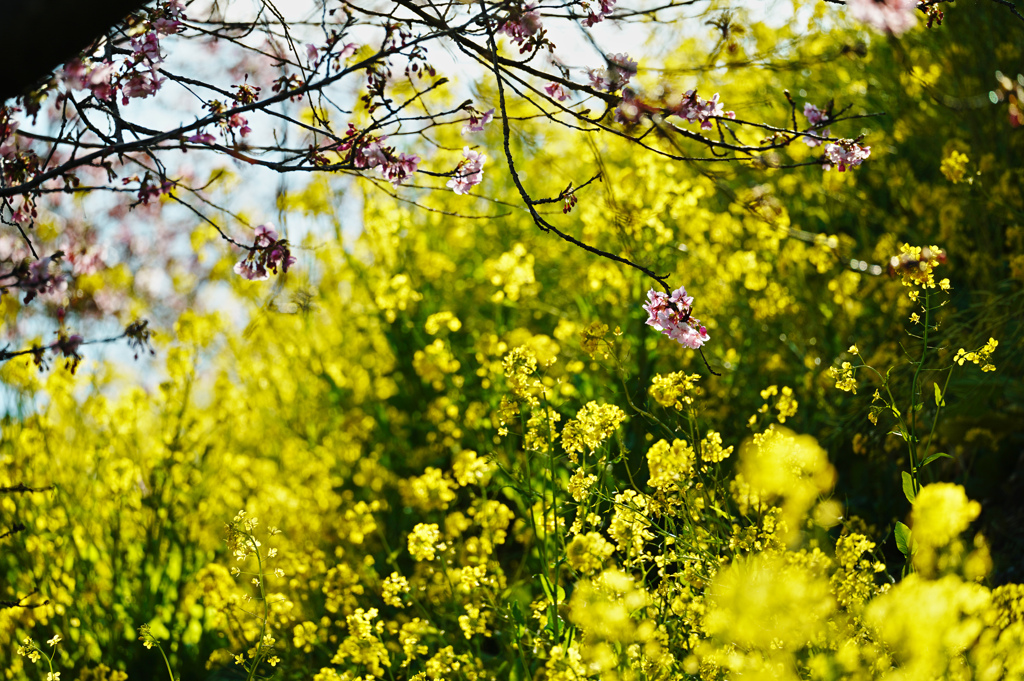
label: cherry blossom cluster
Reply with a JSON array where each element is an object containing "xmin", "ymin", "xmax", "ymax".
[
  {"xmin": 60, "ymin": 233, "xmax": 109, "ymax": 277},
  {"xmin": 847, "ymin": 0, "xmax": 917, "ymax": 35},
  {"xmin": 5, "ymin": 196, "xmax": 36, "ymax": 226},
  {"xmin": 198, "ymin": 99, "xmax": 251, "ymax": 140},
  {"xmin": 583, "ymin": 0, "xmax": 618, "ymax": 26},
  {"xmin": 303, "ymin": 41, "xmax": 357, "ymax": 69},
  {"xmin": 673, "ymin": 90, "xmax": 736, "ymax": 130},
  {"xmin": 611, "ymin": 85, "xmax": 736, "ymax": 130},
  {"xmin": 47, "ymin": 331, "xmax": 84, "ymax": 373},
  {"xmin": 337, "ymin": 124, "xmax": 420, "ymax": 187},
  {"xmin": 447, "ymin": 147, "xmax": 486, "ymax": 195},
  {"xmin": 234, "ymin": 224, "xmax": 296, "ymax": 281},
  {"xmin": 2, "ymin": 107, "xmax": 44, "ymax": 204},
  {"xmin": 643, "ymin": 287, "xmax": 710, "ymax": 350},
  {"xmin": 498, "ymin": 6, "xmax": 546, "ymax": 53},
  {"xmin": 128, "ymin": 174, "xmax": 174, "ymax": 205},
  {"xmin": 823, "ymin": 139, "xmax": 872, "ymax": 172},
  {"xmin": 802, "ymin": 102, "xmax": 831, "ymax": 147},
  {"xmin": 588, "ymin": 53, "xmax": 637, "ymax": 93},
  {"xmin": 804, "ymin": 103, "xmax": 828, "ymax": 126},
  {"xmin": 615, "ymin": 90, "xmax": 659, "ymax": 125},
  {"xmin": 4, "ymin": 330, "xmax": 85, "ymax": 373},
  {"xmin": 545, "ymin": 82, "xmax": 570, "ymax": 102},
  {"xmin": 0, "ymin": 251, "xmax": 67, "ymax": 304},
  {"xmin": 61, "ymin": 0, "xmax": 184, "ymax": 105},
  {"xmin": 0, "ymin": 106, "xmax": 18, "ymax": 157}
]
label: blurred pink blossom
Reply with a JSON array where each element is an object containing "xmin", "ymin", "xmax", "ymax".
[
  {"xmin": 584, "ymin": 0, "xmax": 617, "ymax": 26},
  {"xmin": 848, "ymin": 0, "xmax": 917, "ymax": 34},
  {"xmin": 545, "ymin": 82, "xmax": 569, "ymax": 102},
  {"xmin": 498, "ymin": 5, "xmax": 543, "ymax": 50}
]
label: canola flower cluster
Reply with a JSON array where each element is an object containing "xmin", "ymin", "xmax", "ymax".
[
  {"xmin": 2, "ymin": 321, "xmax": 1021, "ymax": 681},
  {"xmin": 1, "ymin": 158, "xmax": 1020, "ymax": 681},
  {"xmin": 955, "ymin": 338, "xmax": 999, "ymax": 373}
]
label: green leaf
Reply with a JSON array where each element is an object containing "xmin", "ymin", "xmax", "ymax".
[
  {"xmin": 509, "ymin": 599, "xmax": 525, "ymax": 626},
  {"xmin": 895, "ymin": 521, "xmax": 912, "ymax": 556},
  {"xmin": 921, "ymin": 452, "xmax": 953, "ymax": 467},
  {"xmin": 902, "ymin": 471, "xmax": 916, "ymax": 504},
  {"xmin": 933, "ymin": 382, "xmax": 945, "ymax": 407},
  {"xmin": 538, "ymin": 574, "xmax": 564, "ymax": 604}
]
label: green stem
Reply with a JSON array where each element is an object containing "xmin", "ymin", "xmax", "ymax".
[
  {"xmin": 907, "ymin": 289, "xmax": 931, "ymax": 495},
  {"xmin": 922, "ymin": 367, "xmax": 954, "ymax": 482},
  {"xmin": 156, "ymin": 643, "xmax": 176, "ymax": 681},
  {"xmin": 545, "ymin": 405, "xmax": 561, "ymax": 641},
  {"xmin": 247, "ymin": 532, "xmax": 269, "ymax": 681}
]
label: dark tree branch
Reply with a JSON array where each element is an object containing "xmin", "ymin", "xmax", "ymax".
[{"xmin": 0, "ymin": 0, "xmax": 151, "ymax": 103}]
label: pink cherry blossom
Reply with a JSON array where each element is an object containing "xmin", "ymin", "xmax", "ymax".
[
  {"xmin": 233, "ymin": 259, "xmax": 268, "ymax": 281},
  {"xmin": 306, "ymin": 43, "xmax": 320, "ymax": 62},
  {"xmin": 254, "ymin": 224, "xmax": 279, "ymax": 246},
  {"xmin": 339, "ymin": 128, "xmax": 419, "ymax": 185},
  {"xmin": 823, "ymin": 139, "xmax": 871, "ymax": 172},
  {"xmin": 0, "ymin": 107, "xmax": 18, "ymax": 157},
  {"xmin": 847, "ymin": 0, "xmax": 917, "ymax": 34},
  {"xmin": 462, "ymin": 108, "xmax": 494, "ymax": 135},
  {"xmin": 52, "ymin": 333, "xmax": 83, "ymax": 359},
  {"xmin": 447, "ymin": 147, "xmax": 486, "ymax": 195},
  {"xmin": 122, "ymin": 69, "xmax": 165, "ymax": 104},
  {"xmin": 545, "ymin": 82, "xmax": 569, "ymax": 102},
  {"xmin": 152, "ymin": 17, "xmax": 182, "ymax": 35},
  {"xmin": 802, "ymin": 102, "xmax": 831, "ymax": 147},
  {"xmin": 355, "ymin": 138, "xmax": 389, "ymax": 169},
  {"xmin": 22, "ymin": 257, "xmax": 67, "ymax": 304},
  {"xmin": 614, "ymin": 90, "xmax": 657, "ymax": 125},
  {"xmin": 588, "ymin": 69, "xmax": 611, "ymax": 92},
  {"xmin": 167, "ymin": 0, "xmax": 185, "ymax": 15},
  {"xmin": 382, "ymin": 153, "xmax": 420, "ymax": 187},
  {"xmin": 803, "ymin": 129, "xmax": 831, "ymax": 148},
  {"xmin": 10, "ymin": 196, "xmax": 36, "ymax": 226},
  {"xmin": 64, "ymin": 243, "xmax": 108, "ymax": 276},
  {"xmin": 698, "ymin": 93, "xmax": 733, "ymax": 129},
  {"xmin": 643, "ymin": 287, "xmax": 710, "ymax": 350},
  {"xmin": 803, "ymin": 102, "xmax": 828, "ymax": 126},
  {"xmin": 587, "ymin": 55, "xmax": 636, "ymax": 93},
  {"xmin": 584, "ymin": 0, "xmax": 617, "ymax": 26},
  {"xmin": 87, "ymin": 62, "xmax": 118, "ymax": 101},
  {"xmin": 234, "ymin": 223, "xmax": 295, "ymax": 281},
  {"xmin": 607, "ymin": 53, "xmax": 638, "ymax": 89},
  {"xmin": 268, "ymin": 244, "xmax": 297, "ymax": 272},
  {"xmin": 12, "ymin": 203, "xmax": 33, "ymax": 226},
  {"xmin": 673, "ymin": 90, "xmax": 735, "ymax": 130},
  {"xmin": 131, "ymin": 33, "xmax": 163, "ymax": 64},
  {"xmin": 61, "ymin": 59, "xmax": 90, "ymax": 90},
  {"xmin": 499, "ymin": 5, "xmax": 543, "ymax": 52},
  {"xmin": 187, "ymin": 132, "xmax": 216, "ymax": 144},
  {"xmin": 227, "ymin": 113, "xmax": 251, "ymax": 136}
]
